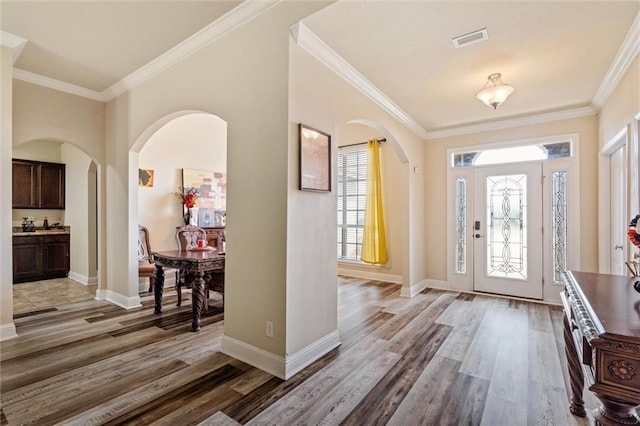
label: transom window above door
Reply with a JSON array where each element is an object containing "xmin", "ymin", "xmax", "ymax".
[{"xmin": 452, "ymin": 141, "xmax": 571, "ymax": 167}]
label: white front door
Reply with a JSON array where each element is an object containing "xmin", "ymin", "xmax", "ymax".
[
  {"xmin": 473, "ymin": 163, "xmax": 543, "ymax": 299},
  {"xmin": 610, "ymin": 145, "xmax": 627, "ymax": 275}
]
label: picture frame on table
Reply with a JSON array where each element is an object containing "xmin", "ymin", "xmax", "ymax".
[{"xmin": 299, "ymin": 123, "xmax": 331, "ymax": 192}]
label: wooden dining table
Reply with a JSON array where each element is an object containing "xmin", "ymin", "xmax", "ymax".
[{"xmin": 152, "ymin": 249, "xmax": 225, "ymax": 332}]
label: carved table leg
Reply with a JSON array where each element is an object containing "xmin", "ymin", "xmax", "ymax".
[
  {"xmin": 191, "ymin": 271, "xmax": 205, "ymax": 332},
  {"xmin": 593, "ymin": 394, "xmax": 640, "ymax": 426},
  {"xmin": 563, "ymin": 314, "xmax": 586, "ymax": 417},
  {"xmin": 154, "ymin": 264, "xmax": 164, "ymax": 314}
]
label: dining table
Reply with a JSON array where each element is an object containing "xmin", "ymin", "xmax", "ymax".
[{"xmin": 152, "ymin": 248, "xmax": 225, "ymax": 332}]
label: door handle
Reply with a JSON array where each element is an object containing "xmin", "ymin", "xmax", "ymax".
[
  {"xmin": 614, "ymin": 245, "xmax": 624, "ymax": 250},
  {"xmin": 475, "ymin": 234, "xmax": 483, "ymax": 239}
]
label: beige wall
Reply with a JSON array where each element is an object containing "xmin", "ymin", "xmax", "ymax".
[
  {"xmin": 1, "ymin": 45, "xmax": 15, "ymax": 339},
  {"xmin": 62, "ymin": 144, "xmax": 96, "ymax": 283},
  {"xmin": 101, "ymin": 3, "xmax": 331, "ymax": 370},
  {"xmin": 12, "ymin": 81, "xmax": 105, "ymax": 163},
  {"xmin": 287, "ymin": 32, "xmax": 425, "ymax": 357},
  {"xmin": 425, "ymin": 115, "xmax": 600, "ymax": 281},
  {"xmin": 599, "ymin": 57, "xmax": 639, "ymax": 147}
]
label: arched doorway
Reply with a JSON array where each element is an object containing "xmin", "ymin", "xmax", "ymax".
[
  {"xmin": 129, "ymin": 111, "xmax": 227, "ymax": 299},
  {"xmin": 11, "ymin": 139, "xmax": 100, "ymax": 313},
  {"xmin": 336, "ymin": 120, "xmax": 412, "ymax": 294}
]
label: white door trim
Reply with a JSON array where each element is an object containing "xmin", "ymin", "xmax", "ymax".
[
  {"xmin": 446, "ymin": 133, "xmax": 581, "ymax": 303},
  {"xmin": 598, "ymin": 127, "xmax": 629, "ymax": 273}
]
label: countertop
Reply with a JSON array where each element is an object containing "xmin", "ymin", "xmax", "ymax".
[{"xmin": 12, "ymin": 226, "xmax": 70, "ymax": 236}]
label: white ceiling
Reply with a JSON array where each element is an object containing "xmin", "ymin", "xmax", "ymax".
[{"xmin": 1, "ymin": 1, "xmax": 639, "ymax": 138}]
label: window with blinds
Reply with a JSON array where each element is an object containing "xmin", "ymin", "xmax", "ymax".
[{"xmin": 337, "ymin": 148, "xmax": 368, "ymax": 260}]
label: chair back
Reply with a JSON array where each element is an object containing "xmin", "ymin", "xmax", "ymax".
[
  {"xmin": 138, "ymin": 224, "xmax": 153, "ymax": 263},
  {"xmin": 176, "ymin": 225, "xmax": 207, "ymax": 250}
]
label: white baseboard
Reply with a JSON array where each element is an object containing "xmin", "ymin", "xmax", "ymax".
[
  {"xmin": 337, "ymin": 267, "xmax": 402, "ymax": 284},
  {"xmin": 68, "ymin": 271, "xmax": 98, "ymax": 285},
  {"xmin": 221, "ymin": 330, "xmax": 341, "ymax": 380},
  {"xmin": 285, "ymin": 330, "xmax": 341, "ymax": 379},
  {"xmin": 0, "ymin": 322, "xmax": 17, "ymax": 341},
  {"xmin": 103, "ymin": 289, "xmax": 142, "ymax": 309},
  {"xmin": 221, "ymin": 335, "xmax": 286, "ymax": 379},
  {"xmin": 400, "ymin": 278, "xmax": 431, "ymax": 297}
]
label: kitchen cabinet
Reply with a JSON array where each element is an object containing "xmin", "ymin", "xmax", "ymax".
[
  {"xmin": 12, "ymin": 159, "xmax": 65, "ymax": 209},
  {"xmin": 13, "ymin": 233, "xmax": 70, "ymax": 283}
]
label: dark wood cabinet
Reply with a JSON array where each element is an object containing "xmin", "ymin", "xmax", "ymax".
[
  {"xmin": 12, "ymin": 160, "xmax": 38, "ymax": 208},
  {"xmin": 13, "ymin": 236, "xmax": 43, "ymax": 282},
  {"xmin": 13, "ymin": 234, "xmax": 70, "ymax": 283},
  {"xmin": 12, "ymin": 159, "xmax": 65, "ymax": 209}
]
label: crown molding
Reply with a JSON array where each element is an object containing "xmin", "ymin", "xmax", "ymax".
[
  {"xmin": 13, "ymin": 68, "xmax": 106, "ymax": 102},
  {"xmin": 1, "ymin": 31, "xmax": 27, "ymax": 63},
  {"xmin": 424, "ymin": 106, "xmax": 596, "ymax": 140},
  {"xmin": 291, "ymin": 22, "xmax": 431, "ymax": 140},
  {"xmin": 102, "ymin": 0, "xmax": 278, "ymax": 101},
  {"xmin": 591, "ymin": 11, "xmax": 640, "ymax": 109}
]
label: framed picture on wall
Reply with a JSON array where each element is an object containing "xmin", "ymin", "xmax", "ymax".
[
  {"xmin": 182, "ymin": 168, "xmax": 226, "ymax": 226},
  {"xmin": 299, "ymin": 123, "xmax": 331, "ymax": 192},
  {"xmin": 138, "ymin": 168, "xmax": 154, "ymax": 187}
]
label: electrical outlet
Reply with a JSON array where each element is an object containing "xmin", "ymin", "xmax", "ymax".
[{"xmin": 266, "ymin": 320, "xmax": 274, "ymax": 338}]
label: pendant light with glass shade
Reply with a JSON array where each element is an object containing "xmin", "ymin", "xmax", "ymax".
[{"xmin": 476, "ymin": 73, "xmax": 514, "ymax": 109}]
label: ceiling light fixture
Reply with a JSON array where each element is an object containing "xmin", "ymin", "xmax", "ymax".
[{"xmin": 476, "ymin": 73, "xmax": 514, "ymax": 109}]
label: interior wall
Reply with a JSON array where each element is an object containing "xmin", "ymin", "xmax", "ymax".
[
  {"xmin": 1, "ymin": 45, "xmax": 15, "ymax": 339},
  {"xmin": 138, "ymin": 113, "xmax": 226, "ymax": 251},
  {"xmin": 12, "ymin": 81, "xmax": 105, "ymax": 163},
  {"xmin": 104, "ymin": 3, "xmax": 331, "ymax": 361},
  {"xmin": 61, "ymin": 144, "xmax": 94, "ymax": 283},
  {"xmin": 599, "ymin": 56, "xmax": 639, "ymax": 147},
  {"xmin": 287, "ymin": 31, "xmax": 423, "ymax": 359},
  {"xmin": 425, "ymin": 115, "xmax": 600, "ymax": 282}
]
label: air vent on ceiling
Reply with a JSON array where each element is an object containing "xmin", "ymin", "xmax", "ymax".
[{"xmin": 452, "ymin": 28, "xmax": 488, "ymax": 48}]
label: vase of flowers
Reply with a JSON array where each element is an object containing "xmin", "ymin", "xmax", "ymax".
[{"xmin": 175, "ymin": 187, "xmax": 200, "ymax": 225}]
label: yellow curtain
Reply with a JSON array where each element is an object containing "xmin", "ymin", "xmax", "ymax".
[{"xmin": 361, "ymin": 139, "xmax": 387, "ymax": 264}]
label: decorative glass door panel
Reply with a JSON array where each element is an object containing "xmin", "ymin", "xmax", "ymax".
[
  {"xmin": 486, "ymin": 174, "xmax": 528, "ymax": 280},
  {"xmin": 473, "ymin": 163, "xmax": 543, "ymax": 299}
]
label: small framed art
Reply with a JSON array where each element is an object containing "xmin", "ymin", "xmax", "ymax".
[{"xmin": 299, "ymin": 123, "xmax": 331, "ymax": 192}]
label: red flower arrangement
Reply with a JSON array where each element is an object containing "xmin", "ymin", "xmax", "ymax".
[
  {"xmin": 175, "ymin": 187, "xmax": 199, "ymax": 209},
  {"xmin": 629, "ymin": 214, "xmax": 640, "ymax": 249}
]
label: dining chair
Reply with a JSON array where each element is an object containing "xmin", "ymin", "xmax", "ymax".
[
  {"xmin": 175, "ymin": 224, "xmax": 208, "ymax": 306},
  {"xmin": 138, "ymin": 224, "xmax": 177, "ymax": 293}
]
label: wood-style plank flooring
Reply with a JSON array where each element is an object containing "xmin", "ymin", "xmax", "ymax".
[{"xmin": 1, "ymin": 277, "xmax": 600, "ymax": 425}]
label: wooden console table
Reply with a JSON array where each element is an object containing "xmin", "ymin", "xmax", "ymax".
[
  {"xmin": 152, "ymin": 249, "xmax": 224, "ymax": 332},
  {"xmin": 561, "ymin": 270, "xmax": 640, "ymax": 425}
]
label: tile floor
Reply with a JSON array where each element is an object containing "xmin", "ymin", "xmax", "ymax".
[{"xmin": 12, "ymin": 278, "xmax": 97, "ymax": 315}]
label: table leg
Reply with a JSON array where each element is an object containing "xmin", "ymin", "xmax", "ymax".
[
  {"xmin": 191, "ymin": 271, "xmax": 205, "ymax": 332},
  {"xmin": 593, "ymin": 394, "xmax": 640, "ymax": 425},
  {"xmin": 154, "ymin": 264, "xmax": 164, "ymax": 314},
  {"xmin": 563, "ymin": 314, "xmax": 586, "ymax": 417}
]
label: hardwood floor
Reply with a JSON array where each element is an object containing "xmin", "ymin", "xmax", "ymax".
[{"xmin": 1, "ymin": 277, "xmax": 599, "ymax": 425}]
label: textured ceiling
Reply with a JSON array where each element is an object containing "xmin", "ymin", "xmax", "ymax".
[
  {"xmin": 302, "ymin": 1, "xmax": 639, "ymax": 132},
  {"xmin": 1, "ymin": 1, "xmax": 241, "ymax": 91},
  {"xmin": 1, "ymin": 0, "xmax": 638, "ymax": 134}
]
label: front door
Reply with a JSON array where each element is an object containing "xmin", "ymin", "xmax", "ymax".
[{"xmin": 473, "ymin": 163, "xmax": 543, "ymax": 299}]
